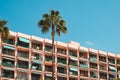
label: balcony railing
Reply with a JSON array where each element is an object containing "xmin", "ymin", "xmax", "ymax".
[
  {"xmin": 2, "ymin": 62, "xmax": 14, "ymax": 67},
  {"xmin": 57, "ymin": 58, "xmax": 66, "ymax": 64},
  {"xmin": 57, "ymin": 69, "xmax": 67, "ymax": 74},
  {"xmin": 32, "ymin": 43, "xmax": 42, "ymax": 50},
  {"xmin": 17, "ymin": 37, "xmax": 30, "ymax": 48},
  {"xmin": 57, "ymin": 48, "xmax": 66, "ymax": 55},
  {"xmin": 45, "ymin": 57, "xmax": 52, "ymax": 62},
  {"xmin": 69, "ymin": 71, "xmax": 78, "ymax": 76},
  {"xmin": 18, "ymin": 52, "xmax": 29, "ymax": 58},
  {"xmin": 69, "ymin": 51, "xmax": 77, "ymax": 57},
  {"xmin": 31, "ymin": 73, "xmax": 40, "ymax": 80},
  {"xmin": 100, "ymin": 73, "xmax": 107, "ymax": 79},
  {"xmin": 2, "ymin": 69, "xmax": 14, "ymax": 78},
  {"xmin": 80, "ymin": 73, "xmax": 88, "ymax": 77},
  {"xmin": 5, "ymin": 39, "xmax": 15, "ymax": 45},
  {"xmin": 17, "ymin": 75, "xmax": 28, "ymax": 80},
  {"xmin": 45, "ymin": 46, "xmax": 52, "ymax": 52},
  {"xmin": 89, "ymin": 57, "xmax": 97, "ymax": 61},
  {"xmin": 90, "ymin": 74, "xmax": 97, "ymax": 78},
  {"xmin": 117, "ymin": 60, "xmax": 120, "ymax": 65},
  {"xmin": 80, "ymin": 64, "xmax": 88, "ymax": 69},
  {"xmin": 99, "ymin": 56, "xmax": 106, "ymax": 62},
  {"xmin": 100, "ymin": 65, "xmax": 106, "ymax": 70},
  {"xmin": 108, "ymin": 59, "xmax": 115, "ymax": 64},
  {"xmin": 17, "ymin": 61, "xmax": 28, "ymax": 69},
  {"xmin": 31, "ymin": 62, "xmax": 42, "ymax": 71},
  {"xmin": 2, "ymin": 47, "xmax": 15, "ymax": 56},
  {"xmin": 69, "ymin": 61, "xmax": 78, "ymax": 66},
  {"xmin": 45, "ymin": 66, "xmax": 52, "ymax": 72}
]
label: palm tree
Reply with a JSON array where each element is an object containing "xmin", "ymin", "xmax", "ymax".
[
  {"xmin": 0, "ymin": 19, "xmax": 9, "ymax": 42},
  {"xmin": 38, "ymin": 10, "xmax": 67, "ymax": 80}
]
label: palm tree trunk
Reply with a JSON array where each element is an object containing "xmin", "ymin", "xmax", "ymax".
[{"xmin": 52, "ymin": 24, "xmax": 55, "ymax": 80}]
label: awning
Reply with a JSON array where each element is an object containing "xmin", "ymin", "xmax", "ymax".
[
  {"xmin": 33, "ymin": 60, "xmax": 42, "ymax": 64},
  {"xmin": 109, "ymin": 66, "xmax": 117, "ymax": 71},
  {"xmin": 70, "ymin": 67, "xmax": 78, "ymax": 71},
  {"xmin": 118, "ymin": 74, "xmax": 120, "ymax": 78},
  {"xmin": 19, "ymin": 37, "xmax": 30, "ymax": 43},
  {"xmin": 32, "ymin": 49, "xmax": 43, "ymax": 54},
  {"xmin": 3, "ymin": 57, "xmax": 14, "ymax": 61},
  {"xmin": 3, "ymin": 45, "xmax": 15, "ymax": 50},
  {"xmin": 70, "ymin": 57, "xmax": 78, "ymax": 61},
  {"xmin": 46, "ymin": 74, "xmax": 52, "ymax": 77}
]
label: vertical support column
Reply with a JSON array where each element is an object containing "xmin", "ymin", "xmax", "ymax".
[
  {"xmin": 42, "ymin": 39, "xmax": 45, "ymax": 80},
  {"xmin": 77, "ymin": 46, "xmax": 80, "ymax": 80},
  {"xmin": 98, "ymin": 50, "xmax": 100, "ymax": 80},
  {"xmin": 29, "ymin": 36, "xmax": 32, "ymax": 80},
  {"xmin": 15, "ymin": 33, "xmax": 18, "ymax": 80},
  {"xmin": 106, "ymin": 52, "xmax": 109, "ymax": 80},
  {"xmin": 88, "ymin": 48, "xmax": 90, "ymax": 80},
  {"xmin": 0, "ymin": 35, "xmax": 2, "ymax": 80},
  {"xmin": 115, "ymin": 54, "xmax": 117, "ymax": 79},
  {"xmin": 54, "ymin": 42, "xmax": 57, "ymax": 80},
  {"xmin": 67, "ymin": 44, "xmax": 69, "ymax": 80}
]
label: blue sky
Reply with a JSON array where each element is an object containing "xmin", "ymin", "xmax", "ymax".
[{"xmin": 0, "ymin": 0, "xmax": 120, "ymax": 53}]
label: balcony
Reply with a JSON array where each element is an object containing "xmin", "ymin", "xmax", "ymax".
[
  {"xmin": 17, "ymin": 37, "xmax": 30, "ymax": 48},
  {"xmin": 5, "ymin": 38, "xmax": 15, "ymax": 45},
  {"xmin": 90, "ymin": 71, "xmax": 97, "ymax": 78},
  {"xmin": 89, "ymin": 53, "xmax": 97, "ymax": 61},
  {"xmin": 80, "ymin": 70, "xmax": 88, "ymax": 77},
  {"xmin": 69, "ymin": 50, "xmax": 77, "ymax": 57},
  {"xmin": 31, "ymin": 61, "xmax": 42, "ymax": 71},
  {"xmin": 45, "ymin": 45, "xmax": 52, "ymax": 52},
  {"xmin": 32, "ymin": 43, "xmax": 42, "ymax": 50},
  {"xmin": 117, "ymin": 67, "xmax": 120, "ymax": 72},
  {"xmin": 57, "ymin": 77, "xmax": 67, "ymax": 80},
  {"xmin": 100, "ymin": 72, "xmax": 107, "ymax": 79},
  {"xmin": 45, "ymin": 56, "xmax": 52, "ymax": 62},
  {"xmin": 2, "ymin": 45, "xmax": 15, "ymax": 56},
  {"xmin": 2, "ymin": 69, "xmax": 14, "ymax": 79},
  {"xmin": 89, "ymin": 57, "xmax": 97, "ymax": 61},
  {"xmin": 17, "ymin": 51, "xmax": 29, "ymax": 59},
  {"xmin": 99, "ymin": 64, "xmax": 106, "ymax": 70},
  {"xmin": 2, "ymin": 57, "xmax": 14, "ymax": 67},
  {"xmin": 57, "ymin": 66, "xmax": 67, "ymax": 74},
  {"xmin": 17, "ymin": 60, "xmax": 29, "ymax": 69},
  {"xmin": 79, "ymin": 61, "xmax": 88, "ymax": 69},
  {"xmin": 79, "ymin": 51, "xmax": 87, "ymax": 59},
  {"xmin": 108, "ymin": 57, "xmax": 115, "ymax": 64},
  {"xmin": 17, "ymin": 72, "xmax": 28, "ymax": 80},
  {"xmin": 45, "ymin": 65, "xmax": 52, "ymax": 72},
  {"xmin": 80, "ymin": 78, "xmax": 88, "ymax": 80},
  {"xmin": 57, "ymin": 48, "xmax": 66, "ymax": 55},
  {"xmin": 69, "ymin": 78, "xmax": 77, "ymax": 80},
  {"xmin": 90, "ymin": 62, "xmax": 97, "ymax": 69},
  {"xmin": 109, "ymin": 74, "xmax": 115, "ymax": 80},
  {"xmin": 117, "ymin": 60, "xmax": 120, "ymax": 65},
  {"xmin": 57, "ymin": 57, "xmax": 66, "ymax": 65},
  {"xmin": 69, "ymin": 59, "xmax": 78, "ymax": 66},
  {"xmin": 45, "ymin": 76, "xmax": 52, "ymax": 80},
  {"xmin": 31, "ymin": 73, "xmax": 40, "ymax": 80},
  {"xmin": 99, "ymin": 56, "xmax": 106, "ymax": 62},
  {"xmin": 32, "ymin": 53, "xmax": 41, "ymax": 61},
  {"xmin": 69, "ymin": 67, "xmax": 78, "ymax": 76},
  {"xmin": 108, "ymin": 65, "xmax": 117, "ymax": 72}
]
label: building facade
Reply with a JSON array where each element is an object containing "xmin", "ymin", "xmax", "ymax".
[{"xmin": 0, "ymin": 31, "xmax": 120, "ymax": 80}]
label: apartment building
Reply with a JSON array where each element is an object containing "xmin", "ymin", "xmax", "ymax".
[{"xmin": 0, "ymin": 31, "xmax": 120, "ymax": 80}]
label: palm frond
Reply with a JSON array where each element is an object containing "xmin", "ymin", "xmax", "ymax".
[
  {"xmin": 41, "ymin": 26, "xmax": 49, "ymax": 34},
  {"xmin": 60, "ymin": 26, "xmax": 67, "ymax": 34}
]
